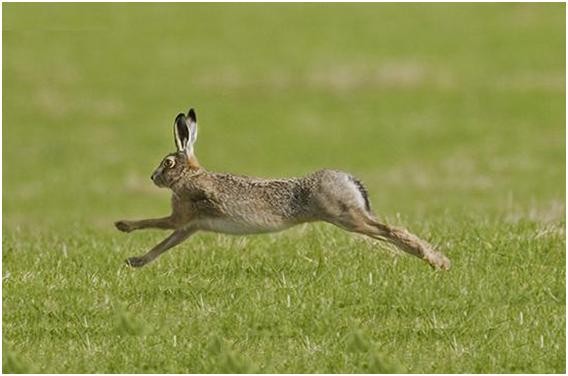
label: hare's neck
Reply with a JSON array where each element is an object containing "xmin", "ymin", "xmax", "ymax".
[
  {"xmin": 170, "ymin": 168, "xmax": 206, "ymax": 193},
  {"xmin": 187, "ymin": 155, "xmax": 200, "ymax": 170}
]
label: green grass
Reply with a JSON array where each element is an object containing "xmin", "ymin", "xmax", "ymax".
[{"xmin": 3, "ymin": 3, "xmax": 565, "ymax": 373}]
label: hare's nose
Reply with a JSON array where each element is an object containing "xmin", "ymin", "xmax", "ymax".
[{"xmin": 150, "ymin": 173, "xmax": 156, "ymax": 181}]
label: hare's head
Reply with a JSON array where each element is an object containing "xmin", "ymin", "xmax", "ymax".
[{"xmin": 151, "ymin": 108, "xmax": 200, "ymax": 188}]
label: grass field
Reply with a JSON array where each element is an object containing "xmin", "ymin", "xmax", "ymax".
[{"xmin": 2, "ymin": 3, "xmax": 566, "ymax": 373}]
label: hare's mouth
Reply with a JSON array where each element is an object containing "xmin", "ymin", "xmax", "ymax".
[{"xmin": 151, "ymin": 175, "xmax": 166, "ymax": 188}]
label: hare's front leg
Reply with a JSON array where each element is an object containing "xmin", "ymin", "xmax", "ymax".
[
  {"xmin": 115, "ymin": 216, "xmax": 176, "ymax": 233},
  {"xmin": 126, "ymin": 227, "xmax": 196, "ymax": 267}
]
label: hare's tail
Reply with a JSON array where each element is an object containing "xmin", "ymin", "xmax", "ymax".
[{"xmin": 348, "ymin": 176, "xmax": 371, "ymax": 212}]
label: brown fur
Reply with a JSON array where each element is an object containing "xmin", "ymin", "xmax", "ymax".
[
  {"xmin": 187, "ymin": 155, "xmax": 200, "ymax": 170},
  {"xmin": 115, "ymin": 109, "xmax": 451, "ymax": 270}
]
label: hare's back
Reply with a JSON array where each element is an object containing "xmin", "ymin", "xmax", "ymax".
[
  {"xmin": 192, "ymin": 173, "xmax": 310, "ymax": 233},
  {"xmin": 189, "ymin": 170, "xmax": 370, "ymax": 234}
]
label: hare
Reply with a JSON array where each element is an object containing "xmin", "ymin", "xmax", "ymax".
[{"xmin": 115, "ymin": 108, "xmax": 451, "ymax": 270}]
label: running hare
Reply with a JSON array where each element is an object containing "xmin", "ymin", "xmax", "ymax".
[{"xmin": 115, "ymin": 108, "xmax": 451, "ymax": 270}]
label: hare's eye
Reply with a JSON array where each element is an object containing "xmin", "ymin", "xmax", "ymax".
[{"xmin": 165, "ymin": 158, "xmax": 175, "ymax": 168}]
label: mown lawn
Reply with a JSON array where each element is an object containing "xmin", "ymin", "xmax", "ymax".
[{"xmin": 3, "ymin": 3, "xmax": 565, "ymax": 373}]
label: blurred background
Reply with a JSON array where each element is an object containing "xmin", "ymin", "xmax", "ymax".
[
  {"xmin": 3, "ymin": 4, "xmax": 565, "ymax": 373},
  {"xmin": 3, "ymin": 3, "xmax": 565, "ymax": 231}
]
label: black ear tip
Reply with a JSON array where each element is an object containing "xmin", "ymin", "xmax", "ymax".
[
  {"xmin": 174, "ymin": 113, "xmax": 186, "ymax": 124},
  {"xmin": 188, "ymin": 108, "xmax": 197, "ymax": 122}
]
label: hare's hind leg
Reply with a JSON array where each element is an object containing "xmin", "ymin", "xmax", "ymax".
[
  {"xmin": 362, "ymin": 216, "xmax": 450, "ymax": 270},
  {"xmin": 115, "ymin": 216, "xmax": 176, "ymax": 233},
  {"xmin": 330, "ymin": 209, "xmax": 451, "ymax": 270},
  {"xmin": 126, "ymin": 227, "xmax": 196, "ymax": 267}
]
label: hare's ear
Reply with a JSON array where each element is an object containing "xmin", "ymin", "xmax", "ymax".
[
  {"xmin": 174, "ymin": 113, "xmax": 189, "ymax": 152},
  {"xmin": 187, "ymin": 108, "xmax": 198, "ymax": 147}
]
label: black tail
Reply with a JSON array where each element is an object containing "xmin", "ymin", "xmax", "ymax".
[{"xmin": 349, "ymin": 176, "xmax": 371, "ymax": 212}]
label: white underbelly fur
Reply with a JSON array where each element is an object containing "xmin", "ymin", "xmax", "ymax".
[{"xmin": 196, "ymin": 218, "xmax": 294, "ymax": 235}]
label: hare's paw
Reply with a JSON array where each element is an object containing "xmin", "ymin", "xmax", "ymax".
[
  {"xmin": 115, "ymin": 220, "xmax": 135, "ymax": 233},
  {"xmin": 428, "ymin": 253, "xmax": 451, "ymax": 271},
  {"xmin": 440, "ymin": 256, "xmax": 451, "ymax": 270},
  {"xmin": 125, "ymin": 256, "xmax": 147, "ymax": 268}
]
